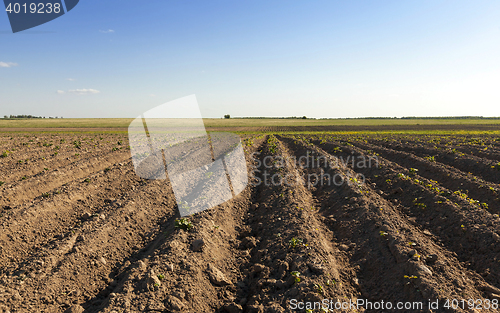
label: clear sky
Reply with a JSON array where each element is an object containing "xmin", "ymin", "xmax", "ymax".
[{"xmin": 1, "ymin": 1, "xmax": 499, "ymax": 118}]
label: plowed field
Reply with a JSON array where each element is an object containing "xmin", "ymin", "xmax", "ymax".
[{"xmin": 1, "ymin": 132, "xmax": 500, "ymax": 313}]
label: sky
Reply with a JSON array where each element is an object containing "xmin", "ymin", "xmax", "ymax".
[{"xmin": 1, "ymin": 0, "xmax": 500, "ymax": 118}]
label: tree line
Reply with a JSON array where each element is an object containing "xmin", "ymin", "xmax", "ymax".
[{"xmin": 3, "ymin": 115, "xmax": 62, "ymax": 119}]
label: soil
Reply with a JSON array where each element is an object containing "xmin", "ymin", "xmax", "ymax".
[{"xmin": 1, "ymin": 132, "xmax": 500, "ymax": 312}]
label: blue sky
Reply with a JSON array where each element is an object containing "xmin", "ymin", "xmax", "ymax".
[{"xmin": 1, "ymin": 0, "xmax": 500, "ymax": 118}]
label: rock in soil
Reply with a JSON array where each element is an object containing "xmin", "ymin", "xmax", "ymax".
[
  {"xmin": 64, "ymin": 305, "xmax": 84, "ymax": 313},
  {"xmin": 166, "ymin": 295, "xmax": 184, "ymax": 311},
  {"xmin": 207, "ymin": 264, "xmax": 231, "ymax": 286},
  {"xmin": 192, "ymin": 238, "xmax": 205, "ymax": 252}
]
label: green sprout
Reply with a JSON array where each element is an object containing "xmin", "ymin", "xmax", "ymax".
[
  {"xmin": 175, "ymin": 218, "xmax": 193, "ymax": 231},
  {"xmin": 289, "ymin": 237, "xmax": 303, "ymax": 249},
  {"xmin": 314, "ymin": 283, "xmax": 324, "ymax": 294},
  {"xmin": 291, "ymin": 271, "xmax": 301, "ymax": 284}
]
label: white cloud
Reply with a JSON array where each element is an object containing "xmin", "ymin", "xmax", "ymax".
[
  {"xmin": 99, "ymin": 29, "xmax": 115, "ymax": 33},
  {"xmin": 56, "ymin": 90, "xmax": 65, "ymax": 94},
  {"xmin": 67, "ymin": 78, "xmax": 76, "ymax": 81},
  {"xmin": 0, "ymin": 62, "xmax": 18, "ymax": 68},
  {"xmin": 68, "ymin": 89, "xmax": 101, "ymax": 95}
]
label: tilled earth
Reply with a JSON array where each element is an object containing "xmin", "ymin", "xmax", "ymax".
[{"xmin": 1, "ymin": 132, "xmax": 500, "ymax": 313}]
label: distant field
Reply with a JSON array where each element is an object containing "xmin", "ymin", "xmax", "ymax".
[{"xmin": 1, "ymin": 118, "xmax": 500, "ymax": 129}]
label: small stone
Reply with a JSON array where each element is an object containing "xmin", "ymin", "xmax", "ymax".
[
  {"xmin": 98, "ymin": 257, "xmax": 107, "ymax": 265},
  {"xmin": 416, "ymin": 264, "xmax": 432, "ymax": 276},
  {"xmin": 207, "ymin": 264, "xmax": 231, "ymax": 286},
  {"xmin": 192, "ymin": 239, "xmax": 205, "ymax": 252},
  {"xmin": 82, "ymin": 212, "xmax": 92, "ymax": 220},
  {"xmin": 64, "ymin": 305, "xmax": 84, "ymax": 313},
  {"xmin": 144, "ymin": 269, "xmax": 161, "ymax": 291},
  {"xmin": 339, "ymin": 244, "xmax": 349, "ymax": 251},
  {"xmin": 137, "ymin": 260, "xmax": 147, "ymax": 271},
  {"xmin": 165, "ymin": 263, "xmax": 174, "ymax": 271},
  {"xmin": 99, "ymin": 214, "xmax": 106, "ymax": 220},
  {"xmin": 423, "ymin": 230, "xmax": 432, "ymax": 236}
]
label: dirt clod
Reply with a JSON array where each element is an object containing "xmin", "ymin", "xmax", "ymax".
[
  {"xmin": 207, "ymin": 264, "xmax": 231, "ymax": 286},
  {"xmin": 166, "ymin": 295, "xmax": 184, "ymax": 311},
  {"xmin": 63, "ymin": 305, "xmax": 84, "ymax": 313},
  {"xmin": 144, "ymin": 269, "xmax": 161, "ymax": 291},
  {"xmin": 192, "ymin": 239, "xmax": 205, "ymax": 252}
]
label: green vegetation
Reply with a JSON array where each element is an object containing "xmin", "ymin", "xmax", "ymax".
[
  {"xmin": 314, "ymin": 283, "xmax": 324, "ymax": 294},
  {"xmin": 174, "ymin": 218, "xmax": 193, "ymax": 231},
  {"xmin": 424, "ymin": 156, "xmax": 436, "ymax": 162},
  {"xmin": 289, "ymin": 237, "xmax": 303, "ymax": 249},
  {"xmin": 291, "ymin": 271, "xmax": 301, "ymax": 284}
]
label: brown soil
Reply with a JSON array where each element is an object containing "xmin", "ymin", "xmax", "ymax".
[{"xmin": 1, "ymin": 132, "xmax": 500, "ymax": 312}]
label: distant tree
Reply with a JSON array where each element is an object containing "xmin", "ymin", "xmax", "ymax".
[
  {"xmin": 302, "ymin": 116, "xmax": 307, "ymax": 119},
  {"xmin": 224, "ymin": 114, "xmax": 231, "ymax": 119}
]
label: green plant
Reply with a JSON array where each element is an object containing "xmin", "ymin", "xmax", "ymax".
[
  {"xmin": 41, "ymin": 192, "xmax": 50, "ymax": 198},
  {"xmin": 175, "ymin": 218, "xmax": 193, "ymax": 231},
  {"xmin": 1, "ymin": 151, "xmax": 9, "ymax": 158},
  {"xmin": 289, "ymin": 237, "xmax": 303, "ymax": 249},
  {"xmin": 409, "ymin": 168, "xmax": 418, "ymax": 175},
  {"xmin": 425, "ymin": 156, "xmax": 436, "ymax": 162},
  {"xmin": 84, "ymin": 178, "xmax": 91, "ymax": 183},
  {"xmin": 291, "ymin": 271, "xmax": 301, "ymax": 284},
  {"xmin": 0, "ymin": 181, "xmax": 4, "ymax": 186},
  {"xmin": 314, "ymin": 283, "xmax": 324, "ymax": 294},
  {"xmin": 379, "ymin": 231, "xmax": 388, "ymax": 237},
  {"xmin": 157, "ymin": 274, "xmax": 165, "ymax": 280}
]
